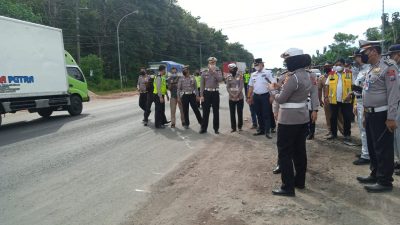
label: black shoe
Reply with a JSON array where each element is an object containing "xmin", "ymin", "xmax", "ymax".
[
  {"xmin": 231, "ymin": 129, "xmax": 236, "ymax": 133},
  {"xmin": 326, "ymin": 135, "xmax": 337, "ymax": 140},
  {"xmin": 344, "ymin": 136, "xmax": 352, "ymax": 142},
  {"xmin": 265, "ymin": 132, "xmax": 272, "ymax": 139},
  {"xmin": 144, "ymin": 122, "xmax": 148, "ymax": 126},
  {"xmin": 295, "ymin": 184, "xmax": 305, "ymax": 189},
  {"xmin": 364, "ymin": 183, "xmax": 393, "ymax": 193},
  {"xmin": 353, "ymin": 158, "xmax": 370, "ymax": 165},
  {"xmin": 272, "ymin": 188, "xmax": 295, "ymax": 197},
  {"xmin": 214, "ymin": 130, "xmax": 219, "ymax": 134},
  {"xmin": 307, "ymin": 134, "xmax": 314, "ymax": 140},
  {"xmin": 171, "ymin": 124, "xmax": 175, "ymax": 128},
  {"xmin": 357, "ymin": 176, "xmax": 377, "ymax": 184},
  {"xmin": 251, "ymin": 125, "xmax": 257, "ymax": 129},
  {"xmin": 272, "ymin": 166, "xmax": 281, "ymax": 174},
  {"xmin": 238, "ymin": 128, "xmax": 242, "ymax": 132},
  {"xmin": 163, "ymin": 120, "xmax": 171, "ymax": 125},
  {"xmin": 184, "ymin": 125, "xmax": 189, "ymax": 129},
  {"xmin": 199, "ymin": 130, "xmax": 207, "ymax": 134},
  {"xmin": 253, "ymin": 131, "xmax": 265, "ymax": 136},
  {"xmin": 271, "ymin": 128, "xmax": 276, "ymax": 133}
]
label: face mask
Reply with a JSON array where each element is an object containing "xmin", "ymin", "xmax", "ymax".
[
  {"xmin": 209, "ymin": 64, "xmax": 216, "ymax": 70},
  {"xmin": 183, "ymin": 71, "xmax": 188, "ymax": 75},
  {"xmin": 254, "ymin": 66, "xmax": 261, "ymax": 71},
  {"xmin": 140, "ymin": 71, "xmax": 146, "ymax": 76},
  {"xmin": 361, "ymin": 52, "xmax": 369, "ymax": 64},
  {"xmin": 335, "ymin": 66, "xmax": 343, "ymax": 72}
]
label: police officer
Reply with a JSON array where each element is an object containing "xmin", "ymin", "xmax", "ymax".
[
  {"xmin": 226, "ymin": 63, "xmax": 244, "ymax": 132},
  {"xmin": 143, "ymin": 69, "xmax": 156, "ymax": 126},
  {"xmin": 199, "ymin": 57, "xmax": 223, "ymax": 134},
  {"xmin": 351, "ymin": 49, "xmax": 371, "ymax": 165},
  {"xmin": 244, "ymin": 68, "xmax": 257, "ymax": 128},
  {"xmin": 153, "ymin": 65, "xmax": 169, "ymax": 129},
  {"xmin": 385, "ymin": 44, "xmax": 400, "ymax": 176},
  {"xmin": 269, "ymin": 48, "xmax": 319, "ymax": 197},
  {"xmin": 246, "ymin": 58, "xmax": 276, "ymax": 139},
  {"xmin": 243, "ymin": 68, "xmax": 251, "ymax": 96},
  {"xmin": 137, "ymin": 68, "xmax": 149, "ymax": 121},
  {"xmin": 194, "ymin": 71, "xmax": 202, "ymax": 108},
  {"xmin": 168, "ymin": 67, "xmax": 185, "ymax": 128},
  {"xmin": 178, "ymin": 66, "xmax": 203, "ymax": 129},
  {"xmin": 356, "ymin": 40, "xmax": 400, "ymax": 193}
]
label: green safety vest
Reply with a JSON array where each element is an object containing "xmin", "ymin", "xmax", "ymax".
[
  {"xmin": 153, "ymin": 75, "xmax": 167, "ymax": 95},
  {"xmin": 244, "ymin": 73, "xmax": 251, "ymax": 84},
  {"xmin": 195, "ymin": 76, "xmax": 201, "ymax": 88}
]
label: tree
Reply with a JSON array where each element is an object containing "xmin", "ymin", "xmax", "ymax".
[{"xmin": 0, "ymin": 0, "xmax": 42, "ymax": 23}]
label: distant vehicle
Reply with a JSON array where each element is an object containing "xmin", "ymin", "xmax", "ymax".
[
  {"xmin": 148, "ymin": 61, "xmax": 185, "ymax": 76},
  {"xmin": 0, "ymin": 16, "xmax": 89, "ymax": 127},
  {"xmin": 310, "ymin": 69, "xmax": 322, "ymax": 78}
]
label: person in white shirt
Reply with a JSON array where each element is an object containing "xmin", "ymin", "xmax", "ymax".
[{"xmin": 246, "ymin": 58, "xmax": 277, "ymax": 139}]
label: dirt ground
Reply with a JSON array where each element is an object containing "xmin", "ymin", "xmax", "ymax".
[{"xmin": 125, "ymin": 113, "xmax": 400, "ymax": 225}]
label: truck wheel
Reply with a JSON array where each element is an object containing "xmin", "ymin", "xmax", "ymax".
[
  {"xmin": 68, "ymin": 95, "xmax": 82, "ymax": 116},
  {"xmin": 38, "ymin": 108, "xmax": 53, "ymax": 118}
]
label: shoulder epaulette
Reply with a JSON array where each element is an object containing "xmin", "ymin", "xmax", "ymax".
[{"xmin": 384, "ymin": 58, "xmax": 395, "ymax": 66}]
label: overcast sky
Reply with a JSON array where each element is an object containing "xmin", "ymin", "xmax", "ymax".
[{"xmin": 177, "ymin": 0, "xmax": 399, "ymax": 68}]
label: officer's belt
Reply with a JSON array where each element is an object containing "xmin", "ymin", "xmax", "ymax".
[
  {"xmin": 181, "ymin": 91, "xmax": 195, "ymax": 95},
  {"xmin": 280, "ymin": 102, "xmax": 307, "ymax": 109},
  {"xmin": 364, "ymin": 105, "xmax": 388, "ymax": 113},
  {"xmin": 205, "ymin": 88, "xmax": 219, "ymax": 91}
]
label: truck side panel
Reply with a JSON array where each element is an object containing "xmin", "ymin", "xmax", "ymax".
[{"xmin": 0, "ymin": 16, "xmax": 68, "ymax": 99}]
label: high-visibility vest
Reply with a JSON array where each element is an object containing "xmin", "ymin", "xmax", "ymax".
[
  {"xmin": 243, "ymin": 73, "xmax": 251, "ymax": 84},
  {"xmin": 153, "ymin": 75, "xmax": 167, "ymax": 95},
  {"xmin": 328, "ymin": 70, "xmax": 352, "ymax": 104},
  {"xmin": 195, "ymin": 76, "xmax": 201, "ymax": 88}
]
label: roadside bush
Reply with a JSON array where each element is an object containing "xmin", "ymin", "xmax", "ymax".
[{"xmin": 80, "ymin": 54, "xmax": 105, "ymax": 85}]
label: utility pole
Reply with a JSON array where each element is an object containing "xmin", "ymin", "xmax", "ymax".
[
  {"xmin": 117, "ymin": 10, "xmax": 139, "ymax": 91},
  {"xmin": 76, "ymin": 0, "xmax": 80, "ymax": 64},
  {"xmin": 381, "ymin": 0, "xmax": 385, "ymax": 52}
]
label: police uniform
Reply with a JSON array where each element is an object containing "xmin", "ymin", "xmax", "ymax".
[
  {"xmin": 137, "ymin": 73, "xmax": 149, "ymax": 113},
  {"xmin": 244, "ymin": 70, "xmax": 257, "ymax": 128},
  {"xmin": 248, "ymin": 58, "xmax": 276, "ymax": 138},
  {"xmin": 194, "ymin": 73, "xmax": 202, "ymax": 108},
  {"xmin": 168, "ymin": 73, "xmax": 185, "ymax": 127},
  {"xmin": 178, "ymin": 69, "xmax": 203, "ymax": 128},
  {"xmin": 200, "ymin": 57, "xmax": 223, "ymax": 134},
  {"xmin": 325, "ymin": 66, "xmax": 353, "ymax": 140},
  {"xmin": 357, "ymin": 40, "xmax": 400, "ymax": 192},
  {"xmin": 226, "ymin": 63, "xmax": 244, "ymax": 132},
  {"xmin": 143, "ymin": 72, "xmax": 156, "ymax": 125},
  {"xmin": 385, "ymin": 44, "xmax": 400, "ymax": 175},
  {"xmin": 271, "ymin": 48, "xmax": 319, "ymax": 197},
  {"xmin": 352, "ymin": 49, "xmax": 371, "ymax": 164},
  {"xmin": 153, "ymin": 72, "xmax": 168, "ymax": 128}
]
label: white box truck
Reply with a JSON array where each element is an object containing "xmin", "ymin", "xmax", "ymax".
[{"xmin": 0, "ymin": 16, "xmax": 89, "ymax": 127}]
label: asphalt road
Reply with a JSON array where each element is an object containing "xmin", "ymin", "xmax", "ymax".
[{"xmin": 0, "ymin": 89, "xmax": 235, "ymax": 225}]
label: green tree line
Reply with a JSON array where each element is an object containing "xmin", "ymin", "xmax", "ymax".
[
  {"xmin": 312, "ymin": 11, "xmax": 400, "ymax": 66},
  {"xmin": 0, "ymin": 0, "xmax": 254, "ymax": 91}
]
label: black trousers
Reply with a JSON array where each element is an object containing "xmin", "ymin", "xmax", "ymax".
[
  {"xmin": 139, "ymin": 92, "xmax": 147, "ymax": 111},
  {"xmin": 253, "ymin": 93, "xmax": 271, "ymax": 133},
  {"xmin": 277, "ymin": 123, "xmax": 308, "ymax": 192},
  {"xmin": 143, "ymin": 92, "xmax": 154, "ymax": 122},
  {"xmin": 329, "ymin": 102, "xmax": 352, "ymax": 136},
  {"xmin": 201, "ymin": 90, "xmax": 220, "ymax": 131},
  {"xmin": 365, "ymin": 111, "xmax": 394, "ymax": 186},
  {"xmin": 229, "ymin": 99, "xmax": 244, "ymax": 130},
  {"xmin": 153, "ymin": 94, "xmax": 167, "ymax": 128},
  {"xmin": 181, "ymin": 94, "xmax": 203, "ymax": 126},
  {"xmin": 308, "ymin": 110, "xmax": 315, "ymax": 135}
]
